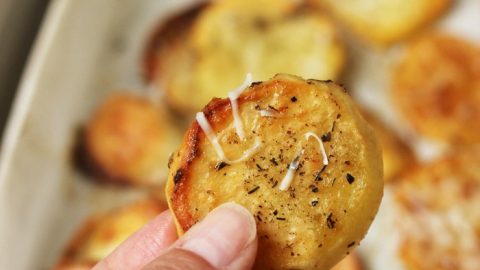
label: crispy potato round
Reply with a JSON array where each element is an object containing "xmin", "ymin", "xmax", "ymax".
[
  {"xmin": 83, "ymin": 93, "xmax": 180, "ymax": 186},
  {"xmin": 361, "ymin": 109, "xmax": 416, "ymax": 183},
  {"xmin": 315, "ymin": 0, "xmax": 450, "ymax": 46},
  {"xmin": 393, "ymin": 34, "xmax": 480, "ymax": 144},
  {"xmin": 150, "ymin": 0, "xmax": 345, "ymax": 115},
  {"xmin": 394, "ymin": 147, "xmax": 480, "ymax": 270},
  {"xmin": 55, "ymin": 198, "xmax": 166, "ymax": 268},
  {"xmin": 166, "ymin": 74, "xmax": 383, "ymax": 269}
]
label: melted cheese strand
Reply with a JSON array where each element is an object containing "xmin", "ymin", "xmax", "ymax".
[
  {"xmin": 279, "ymin": 132, "xmax": 329, "ymax": 191},
  {"xmin": 228, "ymin": 137, "xmax": 262, "ymax": 164},
  {"xmin": 259, "ymin": 109, "xmax": 279, "ymax": 117},
  {"xmin": 196, "ymin": 112, "xmax": 227, "ymax": 161},
  {"xmin": 305, "ymin": 132, "xmax": 329, "ymax": 165},
  {"xmin": 196, "ymin": 111, "xmax": 262, "ymax": 163},
  {"xmin": 228, "ymin": 73, "xmax": 253, "ymax": 140},
  {"xmin": 279, "ymin": 149, "xmax": 305, "ymax": 191}
]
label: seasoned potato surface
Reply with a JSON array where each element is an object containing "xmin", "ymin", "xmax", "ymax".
[{"xmin": 166, "ymin": 74, "xmax": 383, "ymax": 269}]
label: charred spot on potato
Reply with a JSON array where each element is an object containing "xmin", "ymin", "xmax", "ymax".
[{"xmin": 173, "ymin": 169, "xmax": 183, "ymax": 184}]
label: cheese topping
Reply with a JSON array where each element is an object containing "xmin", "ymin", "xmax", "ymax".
[
  {"xmin": 305, "ymin": 131, "xmax": 329, "ymax": 165},
  {"xmin": 228, "ymin": 73, "xmax": 253, "ymax": 140},
  {"xmin": 259, "ymin": 109, "xmax": 279, "ymax": 117},
  {"xmin": 279, "ymin": 149, "xmax": 305, "ymax": 191},
  {"xmin": 196, "ymin": 111, "xmax": 262, "ymax": 164},
  {"xmin": 196, "ymin": 112, "xmax": 227, "ymax": 161},
  {"xmin": 279, "ymin": 132, "xmax": 329, "ymax": 191}
]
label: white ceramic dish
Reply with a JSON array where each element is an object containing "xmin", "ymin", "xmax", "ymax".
[{"xmin": 0, "ymin": 0, "xmax": 478, "ymax": 269}]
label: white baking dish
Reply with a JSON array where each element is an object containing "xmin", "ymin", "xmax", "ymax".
[{"xmin": 0, "ymin": 0, "xmax": 478, "ymax": 269}]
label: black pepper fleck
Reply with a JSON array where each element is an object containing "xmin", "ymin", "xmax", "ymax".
[
  {"xmin": 348, "ymin": 241, "xmax": 356, "ymax": 248},
  {"xmin": 277, "ymin": 217, "xmax": 286, "ymax": 221},
  {"xmin": 327, "ymin": 213, "xmax": 335, "ymax": 229},
  {"xmin": 311, "ymin": 200, "xmax": 319, "ymax": 206},
  {"xmin": 311, "ymin": 186, "xmax": 319, "ymax": 193},
  {"xmin": 290, "ymin": 96, "xmax": 297, "ymax": 102},
  {"xmin": 256, "ymin": 164, "xmax": 265, "ymax": 171},
  {"xmin": 321, "ymin": 132, "xmax": 331, "ymax": 142},
  {"xmin": 270, "ymin": 158, "xmax": 278, "ymax": 166},
  {"xmin": 215, "ymin": 161, "xmax": 229, "ymax": 171},
  {"xmin": 248, "ymin": 186, "xmax": 260, "ymax": 194},
  {"xmin": 346, "ymin": 173, "xmax": 355, "ymax": 184}
]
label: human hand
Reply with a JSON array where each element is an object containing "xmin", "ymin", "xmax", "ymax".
[{"xmin": 93, "ymin": 202, "xmax": 258, "ymax": 270}]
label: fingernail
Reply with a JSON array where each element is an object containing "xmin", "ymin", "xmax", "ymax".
[{"xmin": 178, "ymin": 202, "xmax": 256, "ymax": 268}]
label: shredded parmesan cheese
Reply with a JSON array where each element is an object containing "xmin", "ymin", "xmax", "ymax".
[
  {"xmin": 228, "ymin": 73, "xmax": 253, "ymax": 140},
  {"xmin": 196, "ymin": 111, "xmax": 261, "ymax": 164},
  {"xmin": 228, "ymin": 137, "xmax": 262, "ymax": 164},
  {"xmin": 305, "ymin": 131, "xmax": 329, "ymax": 165},
  {"xmin": 279, "ymin": 149, "xmax": 305, "ymax": 191},
  {"xmin": 259, "ymin": 109, "xmax": 279, "ymax": 117},
  {"xmin": 279, "ymin": 132, "xmax": 330, "ymax": 191},
  {"xmin": 196, "ymin": 112, "xmax": 227, "ymax": 161}
]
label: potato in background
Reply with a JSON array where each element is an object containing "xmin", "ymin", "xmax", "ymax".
[
  {"xmin": 394, "ymin": 147, "xmax": 480, "ymax": 270},
  {"xmin": 393, "ymin": 33, "xmax": 480, "ymax": 144},
  {"xmin": 151, "ymin": 0, "xmax": 345, "ymax": 115},
  {"xmin": 55, "ymin": 198, "xmax": 166, "ymax": 268},
  {"xmin": 82, "ymin": 93, "xmax": 181, "ymax": 186},
  {"xmin": 315, "ymin": 0, "xmax": 450, "ymax": 46},
  {"xmin": 361, "ymin": 109, "xmax": 416, "ymax": 183}
]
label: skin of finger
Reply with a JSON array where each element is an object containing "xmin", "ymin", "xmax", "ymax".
[
  {"xmin": 93, "ymin": 210, "xmax": 178, "ymax": 270},
  {"xmin": 175, "ymin": 203, "xmax": 257, "ymax": 268},
  {"xmin": 223, "ymin": 236, "xmax": 258, "ymax": 270},
  {"xmin": 141, "ymin": 248, "xmax": 216, "ymax": 270}
]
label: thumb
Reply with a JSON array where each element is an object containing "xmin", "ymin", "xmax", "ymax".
[{"xmin": 143, "ymin": 202, "xmax": 258, "ymax": 270}]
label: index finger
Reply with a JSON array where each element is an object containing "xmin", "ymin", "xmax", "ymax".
[{"xmin": 93, "ymin": 210, "xmax": 177, "ymax": 270}]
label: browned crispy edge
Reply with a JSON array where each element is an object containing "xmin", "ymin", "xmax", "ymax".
[{"xmin": 167, "ymin": 76, "xmax": 338, "ymax": 232}]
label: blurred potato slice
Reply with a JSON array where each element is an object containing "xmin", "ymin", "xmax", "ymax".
[
  {"xmin": 393, "ymin": 34, "xmax": 480, "ymax": 144},
  {"xmin": 317, "ymin": 0, "xmax": 451, "ymax": 46},
  {"xmin": 83, "ymin": 93, "xmax": 180, "ymax": 186},
  {"xmin": 394, "ymin": 147, "xmax": 480, "ymax": 270},
  {"xmin": 331, "ymin": 253, "xmax": 362, "ymax": 270},
  {"xmin": 55, "ymin": 198, "xmax": 166, "ymax": 268},
  {"xmin": 361, "ymin": 109, "xmax": 416, "ymax": 183},
  {"xmin": 153, "ymin": 0, "xmax": 345, "ymax": 115},
  {"xmin": 166, "ymin": 74, "xmax": 383, "ymax": 269}
]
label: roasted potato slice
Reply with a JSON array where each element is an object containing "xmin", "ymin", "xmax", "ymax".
[
  {"xmin": 315, "ymin": 0, "xmax": 450, "ymax": 46},
  {"xmin": 166, "ymin": 74, "xmax": 383, "ymax": 269},
  {"xmin": 151, "ymin": 0, "xmax": 345, "ymax": 115},
  {"xmin": 393, "ymin": 33, "xmax": 480, "ymax": 144},
  {"xmin": 82, "ymin": 93, "xmax": 181, "ymax": 186},
  {"xmin": 361, "ymin": 109, "xmax": 416, "ymax": 183},
  {"xmin": 55, "ymin": 198, "xmax": 166, "ymax": 268},
  {"xmin": 394, "ymin": 147, "xmax": 480, "ymax": 270}
]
